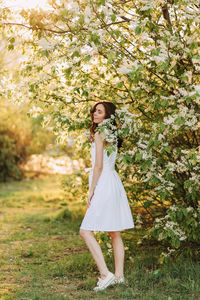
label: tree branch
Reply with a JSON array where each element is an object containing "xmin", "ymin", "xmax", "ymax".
[
  {"xmin": 161, "ymin": 4, "xmax": 171, "ymax": 25},
  {"xmin": 1, "ymin": 22, "xmax": 71, "ymax": 34}
]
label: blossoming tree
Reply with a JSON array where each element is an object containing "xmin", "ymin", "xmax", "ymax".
[{"xmin": 2, "ymin": 0, "xmax": 200, "ymax": 255}]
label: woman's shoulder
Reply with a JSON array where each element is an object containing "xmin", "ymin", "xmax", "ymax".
[
  {"xmin": 94, "ymin": 130, "xmax": 106, "ymax": 141},
  {"xmin": 94, "ymin": 131, "xmax": 105, "ymax": 142}
]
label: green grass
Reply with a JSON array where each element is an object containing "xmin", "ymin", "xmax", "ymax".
[{"xmin": 0, "ymin": 175, "xmax": 200, "ymax": 300}]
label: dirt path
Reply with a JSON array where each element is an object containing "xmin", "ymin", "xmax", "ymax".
[{"xmin": 21, "ymin": 154, "xmax": 84, "ymax": 175}]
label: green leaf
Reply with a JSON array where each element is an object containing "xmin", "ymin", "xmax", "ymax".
[
  {"xmin": 71, "ymin": 50, "xmax": 80, "ymax": 58},
  {"xmin": 97, "ymin": 0, "xmax": 105, "ymax": 5},
  {"xmin": 40, "ymin": 50, "xmax": 49, "ymax": 57},
  {"xmin": 141, "ymin": 160, "xmax": 151, "ymax": 171},
  {"xmin": 108, "ymin": 52, "xmax": 116, "ymax": 63},
  {"xmin": 160, "ymin": 123, "xmax": 165, "ymax": 131},
  {"xmin": 161, "ymin": 99, "xmax": 168, "ymax": 107},
  {"xmin": 165, "ymin": 146, "xmax": 171, "ymax": 153},
  {"xmin": 135, "ymin": 152, "xmax": 142, "ymax": 161},
  {"xmin": 117, "ymin": 82, "xmax": 123, "ymax": 88},
  {"xmin": 64, "ymin": 67, "xmax": 72, "ymax": 78},
  {"xmin": 10, "ymin": 37, "xmax": 15, "ymax": 43},
  {"xmin": 135, "ymin": 26, "xmax": 142, "ymax": 35},
  {"xmin": 37, "ymin": 66, "xmax": 43, "ymax": 72},
  {"xmin": 105, "ymin": 146, "xmax": 116, "ymax": 156},
  {"xmin": 150, "ymin": 176, "xmax": 160, "ymax": 185},
  {"xmin": 147, "ymin": 138, "xmax": 154, "ymax": 149},
  {"xmin": 143, "ymin": 201, "xmax": 152, "ymax": 208},
  {"xmin": 68, "ymin": 125, "xmax": 75, "ymax": 131},
  {"xmin": 84, "ymin": 55, "xmax": 91, "ymax": 62},
  {"xmin": 185, "ymin": 97, "xmax": 191, "ymax": 105},
  {"xmin": 123, "ymin": 154, "xmax": 133, "ymax": 164},
  {"xmin": 151, "ymin": 48, "xmax": 160, "ymax": 56},
  {"xmin": 29, "ymin": 84, "xmax": 35, "ymax": 92},
  {"xmin": 175, "ymin": 116, "xmax": 185, "ymax": 126},
  {"xmin": 82, "ymin": 90, "xmax": 88, "ymax": 97},
  {"xmin": 8, "ymin": 44, "xmax": 14, "ymax": 50},
  {"xmin": 111, "ymin": 14, "xmax": 116, "ymax": 22},
  {"xmin": 90, "ymin": 34, "xmax": 100, "ymax": 45},
  {"xmin": 79, "ymin": 14, "xmax": 84, "ymax": 25}
]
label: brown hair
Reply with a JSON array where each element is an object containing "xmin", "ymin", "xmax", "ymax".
[{"xmin": 90, "ymin": 101, "xmax": 122, "ymax": 148}]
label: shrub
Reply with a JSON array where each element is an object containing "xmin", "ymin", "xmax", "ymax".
[
  {"xmin": 0, "ymin": 102, "xmax": 32, "ymax": 181},
  {"xmin": 0, "ymin": 102, "xmax": 56, "ymax": 181},
  {"xmin": 0, "ymin": 133, "xmax": 22, "ymax": 181},
  {"xmin": 150, "ymin": 204, "xmax": 200, "ymax": 260}
]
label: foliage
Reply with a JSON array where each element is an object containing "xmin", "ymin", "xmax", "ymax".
[
  {"xmin": 61, "ymin": 171, "xmax": 89, "ymax": 218},
  {"xmin": 0, "ymin": 102, "xmax": 56, "ymax": 181},
  {"xmin": 26, "ymin": 114, "xmax": 57, "ymax": 155},
  {"xmin": 150, "ymin": 204, "xmax": 200, "ymax": 259},
  {"xmin": 1, "ymin": 0, "xmax": 200, "ymax": 253},
  {"xmin": 0, "ymin": 134, "xmax": 22, "ymax": 181},
  {"xmin": 0, "ymin": 102, "xmax": 31, "ymax": 181}
]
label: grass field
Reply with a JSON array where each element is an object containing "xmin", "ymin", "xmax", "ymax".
[{"xmin": 0, "ymin": 175, "xmax": 199, "ymax": 300}]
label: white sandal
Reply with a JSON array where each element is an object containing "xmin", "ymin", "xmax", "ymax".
[
  {"xmin": 111, "ymin": 276, "xmax": 125, "ymax": 285},
  {"xmin": 93, "ymin": 272, "xmax": 115, "ymax": 291}
]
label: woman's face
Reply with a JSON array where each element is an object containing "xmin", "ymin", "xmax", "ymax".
[{"xmin": 93, "ymin": 104, "xmax": 106, "ymax": 124}]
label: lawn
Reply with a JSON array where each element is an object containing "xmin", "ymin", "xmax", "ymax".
[{"xmin": 0, "ymin": 175, "xmax": 199, "ymax": 300}]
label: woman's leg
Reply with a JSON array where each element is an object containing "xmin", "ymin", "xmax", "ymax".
[
  {"xmin": 108, "ymin": 231, "xmax": 124, "ymax": 278},
  {"xmin": 80, "ymin": 229, "xmax": 109, "ymax": 279}
]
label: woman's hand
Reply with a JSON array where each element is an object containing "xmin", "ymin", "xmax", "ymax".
[{"xmin": 87, "ymin": 190, "xmax": 94, "ymax": 208}]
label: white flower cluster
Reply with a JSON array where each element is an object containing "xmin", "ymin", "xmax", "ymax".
[
  {"xmin": 96, "ymin": 107, "xmax": 136, "ymax": 149},
  {"xmin": 152, "ymin": 203, "xmax": 200, "ymax": 258},
  {"xmin": 161, "ymin": 247, "xmax": 176, "ymax": 259},
  {"xmin": 155, "ymin": 217, "xmax": 187, "ymax": 242},
  {"xmin": 135, "ymin": 213, "xmax": 143, "ymax": 229},
  {"xmin": 84, "ymin": 129, "xmax": 90, "ymax": 138},
  {"xmin": 163, "ymin": 105, "xmax": 199, "ymax": 131},
  {"xmin": 97, "ymin": 114, "xmax": 118, "ymax": 147}
]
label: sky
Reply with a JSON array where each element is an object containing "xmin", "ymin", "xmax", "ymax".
[{"xmin": 2, "ymin": 0, "xmax": 51, "ymax": 10}]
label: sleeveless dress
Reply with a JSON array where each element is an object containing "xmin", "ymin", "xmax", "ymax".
[{"xmin": 80, "ymin": 142, "xmax": 134, "ymax": 231}]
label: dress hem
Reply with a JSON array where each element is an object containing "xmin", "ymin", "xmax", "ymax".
[{"xmin": 80, "ymin": 225, "xmax": 134, "ymax": 232}]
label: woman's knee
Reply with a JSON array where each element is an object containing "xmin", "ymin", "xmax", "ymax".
[
  {"xmin": 79, "ymin": 229, "xmax": 91, "ymax": 239},
  {"xmin": 108, "ymin": 231, "xmax": 121, "ymax": 239},
  {"xmin": 79, "ymin": 229, "xmax": 86, "ymax": 238}
]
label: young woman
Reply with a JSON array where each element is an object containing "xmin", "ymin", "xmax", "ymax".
[{"xmin": 80, "ymin": 101, "xmax": 134, "ymax": 291}]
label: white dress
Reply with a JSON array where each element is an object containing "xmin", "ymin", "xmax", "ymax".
[{"xmin": 80, "ymin": 142, "xmax": 134, "ymax": 231}]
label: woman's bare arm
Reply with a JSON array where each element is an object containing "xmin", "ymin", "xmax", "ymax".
[
  {"xmin": 90, "ymin": 131, "xmax": 104, "ymax": 192},
  {"xmin": 87, "ymin": 132, "xmax": 104, "ymax": 206}
]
